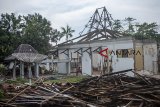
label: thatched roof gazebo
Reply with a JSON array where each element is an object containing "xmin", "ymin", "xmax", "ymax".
[
  {"xmin": 5, "ymin": 44, "xmax": 47, "ymax": 84},
  {"xmin": 12, "ymin": 44, "xmax": 47, "ymax": 63}
]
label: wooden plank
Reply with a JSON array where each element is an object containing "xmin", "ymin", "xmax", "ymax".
[{"xmin": 7, "ymin": 77, "xmax": 43, "ymax": 103}]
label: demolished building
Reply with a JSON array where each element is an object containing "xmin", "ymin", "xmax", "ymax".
[{"xmin": 49, "ymin": 7, "xmax": 159, "ymax": 76}]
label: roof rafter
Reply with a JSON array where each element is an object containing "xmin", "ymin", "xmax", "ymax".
[{"xmin": 60, "ymin": 7, "xmax": 123, "ymax": 45}]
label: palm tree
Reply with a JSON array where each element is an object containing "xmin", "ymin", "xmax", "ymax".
[
  {"xmin": 61, "ymin": 25, "xmax": 75, "ymax": 41},
  {"xmin": 124, "ymin": 17, "xmax": 136, "ymax": 34}
]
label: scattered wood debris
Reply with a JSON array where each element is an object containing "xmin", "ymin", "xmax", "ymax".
[{"xmin": 1, "ymin": 69, "xmax": 160, "ymax": 107}]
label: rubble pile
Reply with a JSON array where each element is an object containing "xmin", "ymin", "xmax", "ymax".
[
  {"xmin": 69, "ymin": 70, "xmax": 160, "ymax": 107},
  {"xmin": 1, "ymin": 69, "xmax": 160, "ymax": 107}
]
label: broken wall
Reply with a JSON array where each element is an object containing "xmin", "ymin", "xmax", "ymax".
[
  {"xmin": 57, "ymin": 37, "xmax": 135, "ymax": 76},
  {"xmin": 143, "ymin": 43, "xmax": 157, "ymax": 74}
]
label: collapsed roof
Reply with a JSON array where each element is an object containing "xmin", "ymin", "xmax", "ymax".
[{"xmin": 60, "ymin": 7, "xmax": 123, "ymax": 45}]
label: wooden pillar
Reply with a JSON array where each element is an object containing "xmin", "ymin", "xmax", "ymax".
[
  {"xmin": 20, "ymin": 61, "xmax": 24, "ymax": 78},
  {"xmin": 13, "ymin": 60, "xmax": 16, "ymax": 80},
  {"xmin": 35, "ymin": 63, "xmax": 39, "ymax": 78},
  {"xmin": 28, "ymin": 64, "xmax": 32, "ymax": 85}
]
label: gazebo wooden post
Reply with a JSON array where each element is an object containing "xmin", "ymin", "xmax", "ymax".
[
  {"xmin": 20, "ymin": 61, "xmax": 24, "ymax": 78},
  {"xmin": 28, "ymin": 63, "xmax": 32, "ymax": 85},
  {"xmin": 35, "ymin": 63, "xmax": 39, "ymax": 78},
  {"xmin": 13, "ymin": 60, "xmax": 16, "ymax": 80}
]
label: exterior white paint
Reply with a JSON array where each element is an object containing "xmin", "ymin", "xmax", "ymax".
[
  {"xmin": 91, "ymin": 41, "xmax": 134, "ymax": 76},
  {"xmin": 143, "ymin": 44, "xmax": 157, "ymax": 74},
  {"xmin": 112, "ymin": 42, "xmax": 134, "ymax": 76},
  {"xmin": 57, "ymin": 50, "xmax": 69, "ymax": 74},
  {"xmin": 56, "ymin": 37, "xmax": 157, "ymax": 76},
  {"xmin": 82, "ymin": 51, "xmax": 92, "ymax": 75}
]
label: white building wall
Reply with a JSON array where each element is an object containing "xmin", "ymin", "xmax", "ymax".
[
  {"xmin": 57, "ymin": 63, "xmax": 67, "ymax": 74},
  {"xmin": 57, "ymin": 50, "xmax": 69, "ymax": 74},
  {"xmin": 58, "ymin": 38, "xmax": 135, "ymax": 76},
  {"xmin": 92, "ymin": 53, "xmax": 103, "ymax": 69},
  {"xmin": 144, "ymin": 44, "xmax": 157, "ymax": 74},
  {"xmin": 69, "ymin": 49, "xmax": 80, "ymax": 73},
  {"xmin": 90, "ymin": 40, "xmax": 134, "ymax": 76},
  {"xmin": 112, "ymin": 42, "xmax": 134, "ymax": 72},
  {"xmin": 70, "ymin": 49, "xmax": 78, "ymax": 58},
  {"xmin": 93, "ymin": 41, "xmax": 134, "ymax": 76},
  {"xmin": 82, "ymin": 51, "xmax": 92, "ymax": 75}
]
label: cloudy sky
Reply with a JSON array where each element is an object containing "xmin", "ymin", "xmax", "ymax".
[{"xmin": 0, "ymin": 0, "xmax": 160, "ymax": 37}]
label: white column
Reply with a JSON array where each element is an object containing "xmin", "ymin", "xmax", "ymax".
[
  {"xmin": 28, "ymin": 64, "xmax": 32, "ymax": 85},
  {"xmin": 13, "ymin": 60, "xmax": 16, "ymax": 80},
  {"xmin": 51, "ymin": 55, "xmax": 54, "ymax": 71},
  {"xmin": 82, "ymin": 52, "xmax": 92, "ymax": 75},
  {"xmin": 20, "ymin": 61, "xmax": 24, "ymax": 78},
  {"xmin": 35, "ymin": 63, "xmax": 39, "ymax": 78},
  {"xmin": 67, "ymin": 51, "xmax": 71, "ymax": 75}
]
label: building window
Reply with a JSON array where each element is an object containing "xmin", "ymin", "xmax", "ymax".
[
  {"xmin": 116, "ymin": 50, "xmax": 122, "ymax": 58},
  {"xmin": 122, "ymin": 49, "xmax": 128, "ymax": 58},
  {"xmin": 116, "ymin": 49, "xmax": 133, "ymax": 58}
]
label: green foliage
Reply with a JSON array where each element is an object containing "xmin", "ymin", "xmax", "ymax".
[
  {"xmin": 50, "ymin": 25, "xmax": 75, "ymax": 44},
  {"xmin": 22, "ymin": 13, "xmax": 52, "ymax": 53},
  {"xmin": 112, "ymin": 17, "xmax": 159, "ymax": 41},
  {"xmin": 50, "ymin": 29, "xmax": 62, "ymax": 45},
  {"xmin": 0, "ymin": 89, "xmax": 4, "ymax": 99},
  {"xmin": 5, "ymin": 79, "xmax": 17, "ymax": 84},
  {"xmin": 44, "ymin": 76, "xmax": 87, "ymax": 84},
  {"xmin": 124, "ymin": 17, "xmax": 136, "ymax": 35},
  {"xmin": 0, "ymin": 12, "xmax": 73, "ymax": 61},
  {"xmin": 61, "ymin": 25, "xmax": 75, "ymax": 41},
  {"xmin": 0, "ymin": 13, "xmax": 23, "ymax": 62},
  {"xmin": 134, "ymin": 22, "xmax": 158, "ymax": 39},
  {"xmin": 0, "ymin": 13, "xmax": 56, "ymax": 62},
  {"xmin": 5, "ymin": 77, "xmax": 27, "ymax": 84},
  {"xmin": 16, "ymin": 77, "xmax": 27, "ymax": 83},
  {"xmin": 113, "ymin": 19, "xmax": 123, "ymax": 32},
  {"xmin": 0, "ymin": 64, "xmax": 5, "ymax": 75}
]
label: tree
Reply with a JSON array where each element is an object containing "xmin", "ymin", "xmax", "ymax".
[
  {"xmin": 121, "ymin": 17, "xmax": 159, "ymax": 40},
  {"xmin": 61, "ymin": 25, "xmax": 75, "ymax": 41},
  {"xmin": 0, "ymin": 13, "xmax": 23, "ymax": 62},
  {"xmin": 134, "ymin": 22, "xmax": 158, "ymax": 40},
  {"xmin": 50, "ymin": 29, "xmax": 62, "ymax": 45},
  {"xmin": 112, "ymin": 19, "xmax": 123, "ymax": 32},
  {"xmin": 124, "ymin": 17, "xmax": 136, "ymax": 35},
  {"xmin": 0, "ymin": 13, "xmax": 55, "ymax": 62},
  {"xmin": 22, "ymin": 13, "xmax": 52, "ymax": 53}
]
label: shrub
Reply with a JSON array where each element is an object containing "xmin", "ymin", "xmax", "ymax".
[
  {"xmin": 16, "ymin": 77, "xmax": 27, "ymax": 84},
  {"xmin": 6, "ymin": 77, "xmax": 27, "ymax": 84},
  {"xmin": 0, "ymin": 89, "xmax": 4, "ymax": 99},
  {"xmin": 0, "ymin": 64, "xmax": 5, "ymax": 76},
  {"xmin": 0, "ymin": 64, "xmax": 5, "ymax": 74}
]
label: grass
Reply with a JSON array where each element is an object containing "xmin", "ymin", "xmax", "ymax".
[
  {"xmin": 0, "ymin": 89, "xmax": 4, "ymax": 99},
  {"xmin": 5, "ymin": 77, "xmax": 27, "ymax": 84},
  {"xmin": 44, "ymin": 75, "xmax": 88, "ymax": 84}
]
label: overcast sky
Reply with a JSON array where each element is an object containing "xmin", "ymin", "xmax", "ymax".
[{"xmin": 0, "ymin": 0, "xmax": 160, "ymax": 37}]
